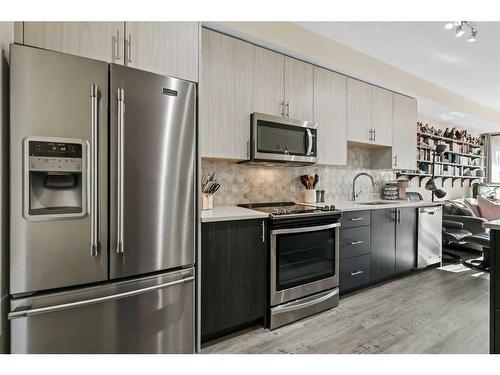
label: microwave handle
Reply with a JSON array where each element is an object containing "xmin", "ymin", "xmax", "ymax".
[{"xmin": 306, "ymin": 129, "xmax": 313, "ymax": 156}]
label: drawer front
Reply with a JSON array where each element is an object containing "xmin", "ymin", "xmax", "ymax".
[
  {"xmin": 340, "ymin": 210, "xmax": 371, "ymax": 229},
  {"xmin": 340, "ymin": 254, "xmax": 371, "ymax": 292},
  {"xmin": 340, "ymin": 226, "xmax": 371, "ymax": 260}
]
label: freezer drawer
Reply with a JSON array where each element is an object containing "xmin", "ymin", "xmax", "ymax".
[
  {"xmin": 9, "ymin": 268, "xmax": 194, "ymax": 354},
  {"xmin": 417, "ymin": 206, "xmax": 443, "ymax": 268}
]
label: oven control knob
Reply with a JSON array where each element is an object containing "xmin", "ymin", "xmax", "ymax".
[{"xmin": 329, "ymin": 205, "xmax": 336, "ymax": 211}]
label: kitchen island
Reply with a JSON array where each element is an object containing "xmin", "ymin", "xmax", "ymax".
[{"xmin": 482, "ymin": 220, "xmax": 500, "ymax": 354}]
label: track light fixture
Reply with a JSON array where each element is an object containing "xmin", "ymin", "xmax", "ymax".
[{"xmin": 445, "ymin": 21, "xmax": 478, "ymax": 42}]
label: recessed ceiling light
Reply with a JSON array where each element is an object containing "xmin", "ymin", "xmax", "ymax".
[{"xmin": 445, "ymin": 22, "xmax": 454, "ymax": 30}]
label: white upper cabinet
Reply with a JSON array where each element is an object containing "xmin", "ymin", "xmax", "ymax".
[
  {"xmin": 284, "ymin": 57, "xmax": 314, "ymax": 121},
  {"xmin": 200, "ymin": 28, "xmax": 284, "ymax": 159},
  {"xmin": 392, "ymin": 94, "xmax": 417, "ymax": 170},
  {"xmin": 124, "ymin": 22, "xmax": 199, "ymax": 82},
  {"xmin": 346, "ymin": 78, "xmax": 372, "ymax": 144},
  {"xmin": 313, "ymin": 66, "xmax": 347, "ymax": 166},
  {"xmin": 23, "ymin": 22, "xmax": 124, "ymax": 63},
  {"xmin": 371, "ymin": 86, "xmax": 393, "ymax": 147}
]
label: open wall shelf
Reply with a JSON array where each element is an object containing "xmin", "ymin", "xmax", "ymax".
[{"xmin": 396, "ymin": 172, "xmax": 485, "ymax": 188}]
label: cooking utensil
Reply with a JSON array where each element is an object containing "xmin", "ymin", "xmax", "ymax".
[
  {"xmin": 313, "ymin": 174, "xmax": 319, "ymax": 189},
  {"xmin": 300, "ymin": 175, "xmax": 309, "ymax": 189},
  {"xmin": 308, "ymin": 176, "xmax": 315, "ymax": 189}
]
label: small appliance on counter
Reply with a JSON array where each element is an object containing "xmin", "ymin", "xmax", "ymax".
[{"xmin": 238, "ymin": 202, "xmax": 341, "ymax": 330}]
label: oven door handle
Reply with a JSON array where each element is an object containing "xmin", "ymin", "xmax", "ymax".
[
  {"xmin": 271, "ymin": 222, "xmax": 340, "ymax": 235},
  {"xmin": 271, "ymin": 289, "xmax": 339, "ymax": 315}
]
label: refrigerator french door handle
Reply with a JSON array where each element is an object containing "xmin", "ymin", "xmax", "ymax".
[
  {"xmin": 90, "ymin": 85, "xmax": 99, "ymax": 257},
  {"xmin": 8, "ymin": 276, "xmax": 195, "ymax": 319},
  {"xmin": 116, "ymin": 88, "xmax": 125, "ymax": 254}
]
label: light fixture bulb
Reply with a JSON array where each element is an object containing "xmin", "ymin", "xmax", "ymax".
[
  {"xmin": 468, "ymin": 29, "xmax": 478, "ymax": 42},
  {"xmin": 445, "ymin": 22, "xmax": 454, "ymax": 30},
  {"xmin": 456, "ymin": 24, "xmax": 464, "ymax": 37}
]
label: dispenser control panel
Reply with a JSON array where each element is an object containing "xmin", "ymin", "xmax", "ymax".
[{"xmin": 28, "ymin": 141, "xmax": 83, "ymax": 172}]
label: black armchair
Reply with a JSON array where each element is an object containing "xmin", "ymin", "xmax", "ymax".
[{"xmin": 442, "ymin": 211, "xmax": 490, "ymax": 271}]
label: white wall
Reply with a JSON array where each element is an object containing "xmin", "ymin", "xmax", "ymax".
[{"xmin": 0, "ymin": 21, "xmax": 13, "ymax": 354}]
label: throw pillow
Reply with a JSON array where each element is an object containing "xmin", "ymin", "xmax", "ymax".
[
  {"xmin": 477, "ymin": 196, "xmax": 500, "ymax": 221},
  {"xmin": 464, "ymin": 198, "xmax": 481, "ymax": 218}
]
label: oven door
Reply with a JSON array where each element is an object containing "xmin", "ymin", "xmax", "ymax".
[
  {"xmin": 270, "ymin": 222, "xmax": 340, "ymax": 306},
  {"xmin": 252, "ymin": 113, "xmax": 317, "ymax": 163}
]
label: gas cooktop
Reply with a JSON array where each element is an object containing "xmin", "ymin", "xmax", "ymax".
[{"xmin": 238, "ymin": 201, "xmax": 340, "ymax": 219}]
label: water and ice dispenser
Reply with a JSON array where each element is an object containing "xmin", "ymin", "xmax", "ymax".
[{"xmin": 24, "ymin": 137, "xmax": 87, "ymax": 220}]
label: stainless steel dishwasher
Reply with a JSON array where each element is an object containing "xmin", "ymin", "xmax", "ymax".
[{"xmin": 417, "ymin": 206, "xmax": 443, "ymax": 268}]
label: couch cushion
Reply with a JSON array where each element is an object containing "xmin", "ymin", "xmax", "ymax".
[
  {"xmin": 443, "ymin": 200, "xmax": 474, "ymax": 217},
  {"xmin": 477, "ymin": 196, "xmax": 500, "ymax": 221}
]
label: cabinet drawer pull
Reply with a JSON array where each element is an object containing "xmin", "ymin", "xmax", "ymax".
[
  {"xmin": 350, "ymin": 240, "xmax": 364, "ymax": 245},
  {"xmin": 350, "ymin": 217, "xmax": 364, "ymax": 221},
  {"xmin": 351, "ymin": 270, "xmax": 364, "ymax": 276}
]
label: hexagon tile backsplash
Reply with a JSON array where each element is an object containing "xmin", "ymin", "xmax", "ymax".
[{"xmin": 201, "ymin": 147, "xmax": 397, "ymax": 206}]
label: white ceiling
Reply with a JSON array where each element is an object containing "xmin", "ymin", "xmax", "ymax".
[{"xmin": 296, "ymin": 21, "xmax": 500, "ymax": 132}]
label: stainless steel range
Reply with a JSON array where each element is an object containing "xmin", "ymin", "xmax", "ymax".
[{"xmin": 238, "ymin": 202, "xmax": 341, "ymax": 329}]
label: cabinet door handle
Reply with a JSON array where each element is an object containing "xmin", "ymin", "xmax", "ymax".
[
  {"xmin": 280, "ymin": 101, "xmax": 285, "ymax": 117},
  {"xmin": 285, "ymin": 100, "xmax": 290, "ymax": 118},
  {"xmin": 351, "ymin": 270, "xmax": 364, "ymax": 276},
  {"xmin": 393, "ymin": 155, "xmax": 398, "ymax": 167},
  {"xmin": 127, "ymin": 33, "xmax": 132, "ymax": 63},
  {"xmin": 397, "ymin": 209, "xmax": 401, "ymax": 224},
  {"xmin": 350, "ymin": 240, "xmax": 364, "ymax": 245},
  {"xmin": 350, "ymin": 217, "xmax": 364, "ymax": 222},
  {"xmin": 368, "ymin": 129, "xmax": 373, "ymax": 142},
  {"xmin": 114, "ymin": 29, "xmax": 120, "ymax": 61},
  {"xmin": 373, "ymin": 129, "xmax": 376, "ymax": 142},
  {"xmin": 261, "ymin": 221, "xmax": 266, "ymax": 243}
]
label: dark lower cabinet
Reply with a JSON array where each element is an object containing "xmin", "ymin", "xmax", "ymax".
[
  {"xmin": 340, "ymin": 254, "xmax": 371, "ymax": 292},
  {"xmin": 395, "ymin": 207, "xmax": 417, "ymax": 273},
  {"xmin": 201, "ymin": 219, "xmax": 266, "ymax": 342},
  {"xmin": 371, "ymin": 208, "xmax": 396, "ymax": 281}
]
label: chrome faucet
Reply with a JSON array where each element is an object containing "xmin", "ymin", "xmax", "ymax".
[{"xmin": 352, "ymin": 172, "xmax": 376, "ymax": 201}]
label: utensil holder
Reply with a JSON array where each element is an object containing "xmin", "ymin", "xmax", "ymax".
[
  {"xmin": 202, "ymin": 193, "xmax": 213, "ymax": 210},
  {"xmin": 304, "ymin": 190, "xmax": 316, "ymax": 204}
]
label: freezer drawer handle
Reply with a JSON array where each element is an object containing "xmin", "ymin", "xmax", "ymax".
[
  {"xmin": 116, "ymin": 88, "xmax": 125, "ymax": 254},
  {"xmin": 90, "ymin": 85, "xmax": 100, "ymax": 257},
  {"xmin": 8, "ymin": 276, "xmax": 195, "ymax": 320}
]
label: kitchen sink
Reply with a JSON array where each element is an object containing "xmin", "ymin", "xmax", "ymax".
[{"xmin": 357, "ymin": 201, "xmax": 391, "ymax": 205}]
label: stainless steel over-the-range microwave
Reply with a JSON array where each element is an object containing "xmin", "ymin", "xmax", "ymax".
[{"xmin": 248, "ymin": 113, "xmax": 318, "ymax": 165}]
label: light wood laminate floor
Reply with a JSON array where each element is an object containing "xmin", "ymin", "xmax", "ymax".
[{"xmin": 203, "ymin": 265, "xmax": 489, "ymax": 354}]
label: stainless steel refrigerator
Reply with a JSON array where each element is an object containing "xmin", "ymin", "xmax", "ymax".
[{"xmin": 8, "ymin": 45, "xmax": 196, "ymax": 353}]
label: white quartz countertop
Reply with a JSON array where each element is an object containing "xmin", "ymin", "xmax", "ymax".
[
  {"xmin": 201, "ymin": 200, "xmax": 442, "ymax": 223},
  {"xmin": 483, "ymin": 219, "xmax": 500, "ymax": 230},
  {"xmin": 301, "ymin": 200, "xmax": 442, "ymax": 212},
  {"xmin": 201, "ymin": 205, "xmax": 269, "ymax": 223}
]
